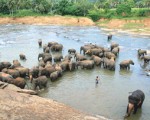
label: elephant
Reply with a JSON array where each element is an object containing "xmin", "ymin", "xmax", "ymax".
[
  {"xmin": 102, "ymin": 57, "xmax": 115, "ymax": 70},
  {"xmin": 112, "ymin": 47, "xmax": 120, "ymax": 56},
  {"xmin": 38, "ymin": 53, "xmax": 52, "ymax": 63},
  {"xmin": 85, "ymin": 48, "xmax": 103, "ymax": 57},
  {"xmin": 19, "ymin": 53, "xmax": 27, "ymax": 60},
  {"xmin": 125, "ymin": 90, "xmax": 145, "ymax": 118},
  {"xmin": 74, "ymin": 53, "xmax": 87, "ymax": 61},
  {"xmin": 38, "ymin": 39, "xmax": 42, "ymax": 47},
  {"xmin": 76, "ymin": 60, "xmax": 94, "ymax": 69},
  {"xmin": 63, "ymin": 54, "xmax": 72, "ymax": 61},
  {"xmin": 53, "ymin": 54, "xmax": 63, "ymax": 62},
  {"xmin": 108, "ymin": 34, "xmax": 112, "ymax": 41},
  {"xmin": 47, "ymin": 41, "xmax": 58, "ymax": 47},
  {"xmin": 0, "ymin": 72, "xmax": 14, "ymax": 83},
  {"xmin": 68, "ymin": 61, "xmax": 77, "ymax": 71},
  {"xmin": 50, "ymin": 71, "xmax": 60, "ymax": 81},
  {"xmin": 4, "ymin": 68, "xmax": 20, "ymax": 78},
  {"xmin": 0, "ymin": 61, "xmax": 12, "ymax": 71},
  {"xmin": 120, "ymin": 59, "xmax": 134, "ymax": 70},
  {"xmin": 31, "ymin": 75, "xmax": 48, "ymax": 90},
  {"xmin": 140, "ymin": 55, "xmax": 150, "ymax": 64},
  {"xmin": 44, "ymin": 46, "xmax": 50, "ymax": 53},
  {"xmin": 60, "ymin": 60, "xmax": 69, "ymax": 71},
  {"xmin": 90, "ymin": 55, "xmax": 102, "ymax": 66},
  {"xmin": 138, "ymin": 49, "xmax": 147, "ymax": 57},
  {"xmin": 12, "ymin": 60, "xmax": 21, "ymax": 68},
  {"xmin": 50, "ymin": 43, "xmax": 63, "ymax": 52},
  {"xmin": 104, "ymin": 52, "xmax": 116, "ymax": 60},
  {"xmin": 15, "ymin": 66, "xmax": 29, "ymax": 78},
  {"xmin": 110, "ymin": 42, "xmax": 119, "ymax": 51},
  {"xmin": 68, "ymin": 48, "xmax": 76, "ymax": 54},
  {"xmin": 29, "ymin": 66, "xmax": 39, "ymax": 80},
  {"xmin": 12, "ymin": 77, "xmax": 26, "ymax": 89},
  {"xmin": 38, "ymin": 59, "xmax": 45, "ymax": 67},
  {"xmin": 80, "ymin": 44, "xmax": 95, "ymax": 55}
]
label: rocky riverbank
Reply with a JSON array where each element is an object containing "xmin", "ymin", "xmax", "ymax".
[{"xmin": 0, "ymin": 81, "xmax": 106, "ymax": 120}]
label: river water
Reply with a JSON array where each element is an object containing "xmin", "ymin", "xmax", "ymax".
[{"xmin": 0, "ymin": 24, "xmax": 150, "ymax": 120}]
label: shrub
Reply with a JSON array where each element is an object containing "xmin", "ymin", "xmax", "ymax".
[
  {"xmin": 116, "ymin": 4, "xmax": 131, "ymax": 17},
  {"xmin": 87, "ymin": 10, "xmax": 102, "ymax": 21}
]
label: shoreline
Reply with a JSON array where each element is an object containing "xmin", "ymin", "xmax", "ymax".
[{"xmin": 0, "ymin": 16, "xmax": 150, "ymax": 36}]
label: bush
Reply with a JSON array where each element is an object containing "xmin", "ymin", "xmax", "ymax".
[
  {"xmin": 138, "ymin": 9, "xmax": 150, "ymax": 17},
  {"xmin": 116, "ymin": 4, "xmax": 131, "ymax": 17},
  {"xmin": 14, "ymin": 10, "xmax": 42, "ymax": 17},
  {"xmin": 87, "ymin": 10, "xmax": 103, "ymax": 21}
]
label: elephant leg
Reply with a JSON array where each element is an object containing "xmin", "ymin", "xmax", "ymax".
[{"xmin": 133, "ymin": 103, "xmax": 138, "ymax": 114}]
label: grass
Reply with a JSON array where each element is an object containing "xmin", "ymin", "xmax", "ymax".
[{"xmin": 122, "ymin": 23, "xmax": 145, "ymax": 29}]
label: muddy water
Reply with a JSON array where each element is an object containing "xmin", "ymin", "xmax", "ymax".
[{"xmin": 0, "ymin": 24, "xmax": 150, "ymax": 120}]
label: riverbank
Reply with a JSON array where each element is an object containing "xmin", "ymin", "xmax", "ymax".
[
  {"xmin": 0, "ymin": 81, "xmax": 105, "ymax": 120},
  {"xmin": 0, "ymin": 16, "xmax": 149, "ymax": 36}
]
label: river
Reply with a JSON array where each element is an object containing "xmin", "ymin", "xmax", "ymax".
[{"xmin": 0, "ymin": 24, "xmax": 150, "ymax": 120}]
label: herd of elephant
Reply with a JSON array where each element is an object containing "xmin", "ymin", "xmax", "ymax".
[{"xmin": 0, "ymin": 37, "xmax": 150, "ymax": 91}]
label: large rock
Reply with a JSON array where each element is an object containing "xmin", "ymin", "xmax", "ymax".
[{"xmin": 0, "ymin": 82, "xmax": 105, "ymax": 120}]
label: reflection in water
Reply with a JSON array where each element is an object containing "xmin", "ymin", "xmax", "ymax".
[{"xmin": 0, "ymin": 24, "xmax": 150, "ymax": 120}]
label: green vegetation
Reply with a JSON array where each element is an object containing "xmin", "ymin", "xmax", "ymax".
[
  {"xmin": 123, "ymin": 23, "xmax": 145, "ymax": 29},
  {"xmin": 0, "ymin": 0, "xmax": 149, "ymax": 20}
]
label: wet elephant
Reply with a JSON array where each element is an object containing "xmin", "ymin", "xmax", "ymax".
[
  {"xmin": 110, "ymin": 42, "xmax": 119, "ymax": 51},
  {"xmin": 140, "ymin": 55, "xmax": 150, "ymax": 64},
  {"xmin": 12, "ymin": 60, "xmax": 21, "ymax": 68},
  {"xmin": 51, "ymin": 43, "xmax": 63, "ymax": 52},
  {"xmin": 119, "ymin": 59, "xmax": 134, "ymax": 70},
  {"xmin": 29, "ymin": 66, "xmax": 39, "ymax": 80},
  {"xmin": 138, "ymin": 49, "xmax": 147, "ymax": 57},
  {"xmin": 38, "ymin": 53, "xmax": 52, "ymax": 63},
  {"xmin": 104, "ymin": 52, "xmax": 116, "ymax": 60},
  {"xmin": 53, "ymin": 54, "xmax": 63, "ymax": 62},
  {"xmin": 0, "ymin": 72, "xmax": 14, "ymax": 83},
  {"xmin": 19, "ymin": 53, "xmax": 27, "ymax": 60},
  {"xmin": 0, "ymin": 61, "xmax": 12, "ymax": 71},
  {"xmin": 80, "ymin": 45, "xmax": 95, "ymax": 55},
  {"xmin": 74, "ymin": 53, "xmax": 87, "ymax": 61},
  {"xmin": 102, "ymin": 57, "xmax": 115, "ymax": 70},
  {"xmin": 85, "ymin": 48, "xmax": 103, "ymax": 57},
  {"xmin": 31, "ymin": 75, "xmax": 48, "ymax": 90},
  {"xmin": 112, "ymin": 47, "xmax": 120, "ymax": 56},
  {"xmin": 60, "ymin": 60, "xmax": 69, "ymax": 71},
  {"xmin": 5, "ymin": 68, "xmax": 20, "ymax": 78},
  {"xmin": 50, "ymin": 71, "xmax": 60, "ymax": 81},
  {"xmin": 76, "ymin": 60, "xmax": 94, "ymax": 69},
  {"xmin": 68, "ymin": 61, "xmax": 77, "ymax": 71},
  {"xmin": 38, "ymin": 39, "xmax": 42, "ymax": 47},
  {"xmin": 12, "ymin": 77, "xmax": 26, "ymax": 89},
  {"xmin": 125, "ymin": 90, "xmax": 145, "ymax": 118},
  {"xmin": 108, "ymin": 34, "xmax": 112, "ymax": 41},
  {"xmin": 15, "ymin": 66, "xmax": 29, "ymax": 78},
  {"xmin": 90, "ymin": 55, "xmax": 102, "ymax": 66},
  {"xmin": 68, "ymin": 48, "xmax": 76, "ymax": 54}
]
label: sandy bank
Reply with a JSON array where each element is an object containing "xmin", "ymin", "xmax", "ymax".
[{"xmin": 0, "ymin": 16, "xmax": 95, "ymax": 26}]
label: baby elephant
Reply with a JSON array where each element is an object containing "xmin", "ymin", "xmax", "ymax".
[
  {"xmin": 125, "ymin": 90, "xmax": 145, "ymax": 118},
  {"xmin": 31, "ymin": 75, "xmax": 48, "ymax": 90}
]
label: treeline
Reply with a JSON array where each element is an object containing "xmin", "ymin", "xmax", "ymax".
[{"xmin": 0, "ymin": 0, "xmax": 149, "ymax": 21}]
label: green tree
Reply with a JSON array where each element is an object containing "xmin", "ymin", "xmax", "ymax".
[{"xmin": 116, "ymin": 3, "xmax": 131, "ymax": 16}]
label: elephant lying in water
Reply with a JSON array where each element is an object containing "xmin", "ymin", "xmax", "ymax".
[{"xmin": 125, "ymin": 90, "xmax": 145, "ymax": 118}]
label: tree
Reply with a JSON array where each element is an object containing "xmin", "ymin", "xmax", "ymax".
[{"xmin": 116, "ymin": 3, "xmax": 131, "ymax": 16}]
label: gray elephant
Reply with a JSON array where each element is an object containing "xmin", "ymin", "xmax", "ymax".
[
  {"xmin": 0, "ymin": 61, "xmax": 12, "ymax": 71},
  {"xmin": 140, "ymin": 55, "xmax": 150, "ymax": 64},
  {"xmin": 19, "ymin": 53, "xmax": 27, "ymax": 60},
  {"xmin": 74, "ymin": 53, "xmax": 87, "ymax": 61},
  {"xmin": 102, "ymin": 57, "xmax": 115, "ymax": 70},
  {"xmin": 104, "ymin": 52, "xmax": 116, "ymax": 60},
  {"xmin": 125, "ymin": 90, "xmax": 145, "ymax": 118},
  {"xmin": 38, "ymin": 53, "xmax": 52, "ymax": 63},
  {"xmin": 110, "ymin": 42, "xmax": 119, "ymax": 51},
  {"xmin": 85, "ymin": 48, "xmax": 103, "ymax": 57},
  {"xmin": 138, "ymin": 49, "xmax": 147, "ymax": 57},
  {"xmin": 50, "ymin": 43, "xmax": 63, "ymax": 52},
  {"xmin": 68, "ymin": 61, "xmax": 77, "ymax": 71},
  {"xmin": 90, "ymin": 55, "xmax": 102, "ymax": 66},
  {"xmin": 29, "ymin": 66, "xmax": 39, "ymax": 80},
  {"xmin": 120, "ymin": 59, "xmax": 134, "ymax": 70},
  {"xmin": 38, "ymin": 59, "xmax": 45, "ymax": 67},
  {"xmin": 4, "ymin": 68, "xmax": 20, "ymax": 78},
  {"xmin": 50, "ymin": 71, "xmax": 60, "ymax": 81},
  {"xmin": 12, "ymin": 60, "xmax": 21, "ymax": 68},
  {"xmin": 44, "ymin": 46, "xmax": 50, "ymax": 53},
  {"xmin": 48, "ymin": 41, "xmax": 58, "ymax": 47},
  {"xmin": 68, "ymin": 48, "xmax": 76, "ymax": 54},
  {"xmin": 31, "ymin": 75, "xmax": 48, "ymax": 90},
  {"xmin": 60, "ymin": 60, "xmax": 69, "ymax": 71},
  {"xmin": 12, "ymin": 77, "xmax": 26, "ymax": 89},
  {"xmin": 108, "ymin": 34, "xmax": 112, "ymax": 41},
  {"xmin": 76, "ymin": 60, "xmax": 94, "ymax": 69},
  {"xmin": 112, "ymin": 47, "xmax": 119, "ymax": 56},
  {"xmin": 0, "ymin": 72, "xmax": 14, "ymax": 83},
  {"xmin": 53, "ymin": 54, "xmax": 63, "ymax": 62},
  {"xmin": 80, "ymin": 45, "xmax": 95, "ymax": 55},
  {"xmin": 15, "ymin": 66, "xmax": 29, "ymax": 78},
  {"xmin": 38, "ymin": 39, "xmax": 42, "ymax": 47}
]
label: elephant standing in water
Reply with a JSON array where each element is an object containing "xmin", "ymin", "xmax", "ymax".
[
  {"xmin": 107, "ymin": 34, "xmax": 112, "ymax": 41},
  {"xmin": 119, "ymin": 60, "xmax": 134, "ymax": 70},
  {"xmin": 138, "ymin": 49, "xmax": 147, "ymax": 57},
  {"xmin": 19, "ymin": 53, "xmax": 27, "ymax": 60},
  {"xmin": 125, "ymin": 90, "xmax": 145, "ymax": 118}
]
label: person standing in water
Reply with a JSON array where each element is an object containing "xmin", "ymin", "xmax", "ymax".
[{"xmin": 96, "ymin": 76, "xmax": 100, "ymax": 85}]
